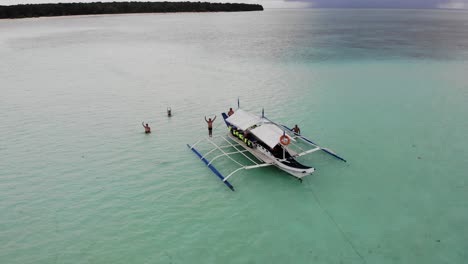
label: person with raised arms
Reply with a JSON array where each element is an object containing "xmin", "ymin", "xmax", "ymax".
[{"xmin": 205, "ymin": 115, "xmax": 216, "ymax": 137}]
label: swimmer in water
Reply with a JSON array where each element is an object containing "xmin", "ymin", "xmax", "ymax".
[{"xmin": 142, "ymin": 122, "xmax": 151, "ymax": 133}]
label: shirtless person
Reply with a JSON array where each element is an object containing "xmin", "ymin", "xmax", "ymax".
[
  {"xmin": 205, "ymin": 115, "xmax": 216, "ymax": 137},
  {"xmin": 142, "ymin": 122, "xmax": 151, "ymax": 134},
  {"xmin": 228, "ymin": 108, "xmax": 234, "ymax": 116},
  {"xmin": 292, "ymin": 124, "xmax": 301, "ymax": 134}
]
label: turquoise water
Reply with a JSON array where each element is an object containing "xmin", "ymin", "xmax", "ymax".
[{"xmin": 1, "ymin": 9, "xmax": 467, "ymax": 263}]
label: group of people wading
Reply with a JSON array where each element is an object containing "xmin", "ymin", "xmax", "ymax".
[{"xmin": 142, "ymin": 106, "xmax": 300, "ymax": 137}]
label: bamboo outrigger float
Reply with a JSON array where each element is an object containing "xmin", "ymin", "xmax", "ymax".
[{"xmin": 187, "ymin": 106, "xmax": 346, "ymax": 191}]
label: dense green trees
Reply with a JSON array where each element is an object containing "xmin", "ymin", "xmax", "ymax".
[{"xmin": 0, "ymin": 2, "xmax": 263, "ymax": 19}]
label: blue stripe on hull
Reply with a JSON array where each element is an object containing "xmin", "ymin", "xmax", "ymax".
[{"xmin": 187, "ymin": 144, "xmax": 235, "ymax": 191}]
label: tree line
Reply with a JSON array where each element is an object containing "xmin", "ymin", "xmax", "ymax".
[{"xmin": 0, "ymin": 1, "xmax": 264, "ymax": 19}]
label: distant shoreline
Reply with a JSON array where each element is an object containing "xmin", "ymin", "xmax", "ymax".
[{"xmin": 0, "ymin": 1, "xmax": 264, "ymax": 19}]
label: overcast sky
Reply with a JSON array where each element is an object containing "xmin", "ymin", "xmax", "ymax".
[{"xmin": 1, "ymin": 0, "xmax": 468, "ymax": 9}]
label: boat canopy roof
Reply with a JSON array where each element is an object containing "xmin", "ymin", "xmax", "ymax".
[
  {"xmin": 226, "ymin": 108, "xmax": 295, "ymax": 149},
  {"xmin": 225, "ymin": 109, "xmax": 262, "ymax": 130},
  {"xmin": 250, "ymin": 123, "xmax": 294, "ymax": 149}
]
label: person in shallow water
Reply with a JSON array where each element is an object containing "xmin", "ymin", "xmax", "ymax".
[
  {"xmin": 228, "ymin": 107, "xmax": 234, "ymax": 116},
  {"xmin": 205, "ymin": 115, "xmax": 216, "ymax": 137},
  {"xmin": 292, "ymin": 124, "xmax": 301, "ymax": 134},
  {"xmin": 142, "ymin": 122, "xmax": 151, "ymax": 133}
]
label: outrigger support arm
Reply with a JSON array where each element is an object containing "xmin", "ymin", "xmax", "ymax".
[
  {"xmin": 223, "ymin": 163, "xmax": 273, "ymax": 182},
  {"xmin": 208, "ymin": 149, "xmax": 250, "ymax": 166},
  {"xmin": 282, "ymin": 125, "xmax": 347, "ymax": 162},
  {"xmin": 295, "ymin": 146, "xmax": 321, "ymax": 157},
  {"xmin": 187, "ymin": 144, "xmax": 235, "ymax": 191},
  {"xmin": 263, "ymin": 116, "xmax": 347, "ymax": 162}
]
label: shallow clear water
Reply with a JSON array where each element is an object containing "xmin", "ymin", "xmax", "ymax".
[{"xmin": 1, "ymin": 9, "xmax": 467, "ymax": 264}]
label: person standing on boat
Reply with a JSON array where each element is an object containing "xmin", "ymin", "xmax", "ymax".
[
  {"xmin": 205, "ymin": 115, "xmax": 216, "ymax": 137},
  {"xmin": 142, "ymin": 122, "xmax": 151, "ymax": 134},
  {"xmin": 228, "ymin": 108, "xmax": 234, "ymax": 116},
  {"xmin": 292, "ymin": 124, "xmax": 301, "ymax": 134}
]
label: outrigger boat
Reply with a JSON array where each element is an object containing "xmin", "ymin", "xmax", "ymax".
[{"xmin": 187, "ymin": 107, "xmax": 346, "ymax": 191}]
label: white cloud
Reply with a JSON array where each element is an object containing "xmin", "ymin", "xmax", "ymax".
[
  {"xmin": 258, "ymin": 0, "xmax": 310, "ymax": 8},
  {"xmin": 438, "ymin": 0, "xmax": 468, "ymax": 9}
]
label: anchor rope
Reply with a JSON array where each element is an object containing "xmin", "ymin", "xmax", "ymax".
[{"xmin": 305, "ymin": 178, "xmax": 367, "ymax": 264}]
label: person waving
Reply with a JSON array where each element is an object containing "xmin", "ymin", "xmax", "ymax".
[{"xmin": 142, "ymin": 122, "xmax": 151, "ymax": 134}]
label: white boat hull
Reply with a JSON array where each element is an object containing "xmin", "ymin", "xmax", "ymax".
[{"xmin": 227, "ymin": 133, "xmax": 315, "ymax": 179}]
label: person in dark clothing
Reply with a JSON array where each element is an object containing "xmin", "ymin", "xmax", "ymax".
[{"xmin": 292, "ymin": 124, "xmax": 301, "ymax": 134}]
